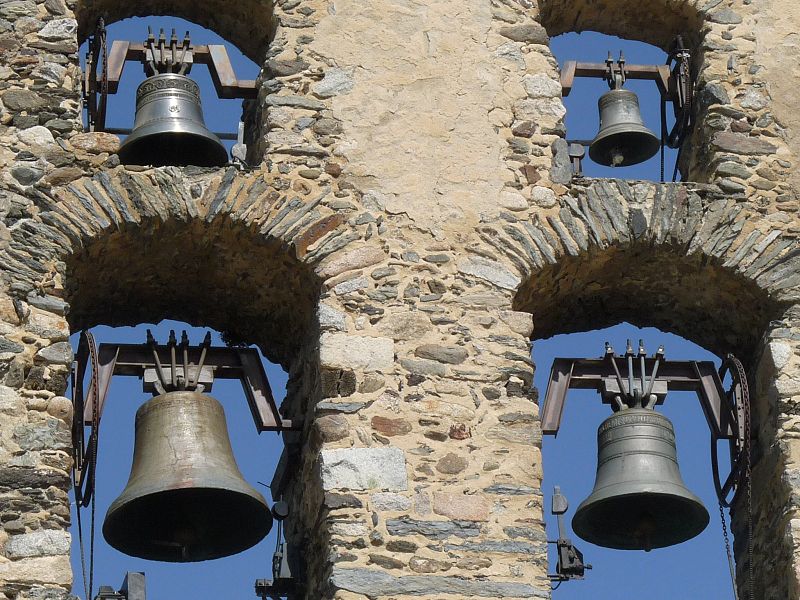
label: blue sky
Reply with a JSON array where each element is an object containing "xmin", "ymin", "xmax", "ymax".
[{"xmin": 71, "ymin": 19, "xmax": 734, "ymax": 600}]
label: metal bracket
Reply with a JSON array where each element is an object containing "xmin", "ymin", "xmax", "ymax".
[
  {"xmin": 548, "ymin": 486, "xmax": 591, "ymax": 584},
  {"xmin": 95, "ymin": 572, "xmax": 146, "ymax": 600},
  {"xmin": 255, "ymin": 501, "xmax": 305, "ymax": 600},
  {"xmin": 73, "ymin": 330, "xmax": 301, "ymax": 433},
  {"xmin": 542, "ymin": 341, "xmax": 736, "ymax": 442}
]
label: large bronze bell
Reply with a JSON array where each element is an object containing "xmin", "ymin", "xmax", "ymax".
[
  {"xmin": 572, "ymin": 407, "xmax": 709, "ymax": 551},
  {"xmin": 589, "ymin": 88, "xmax": 661, "ymax": 167},
  {"xmin": 117, "ymin": 73, "xmax": 229, "ymax": 168},
  {"xmin": 103, "ymin": 391, "xmax": 272, "ymax": 562}
]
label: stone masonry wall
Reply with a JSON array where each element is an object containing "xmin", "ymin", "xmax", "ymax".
[{"xmin": 0, "ymin": 0, "xmax": 798, "ymax": 599}]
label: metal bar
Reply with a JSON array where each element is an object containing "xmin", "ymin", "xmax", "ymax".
[
  {"xmin": 85, "ymin": 343, "xmax": 296, "ymax": 432},
  {"xmin": 542, "ymin": 357, "xmax": 737, "ymax": 439},
  {"xmin": 541, "ymin": 358, "xmax": 575, "ymax": 435},
  {"xmin": 106, "ymin": 40, "xmax": 129, "ymax": 94},
  {"xmin": 560, "ymin": 60, "xmax": 577, "ymax": 97},
  {"xmin": 237, "ymin": 349, "xmax": 282, "ymax": 432},
  {"xmin": 102, "ymin": 127, "xmax": 239, "ymax": 141},
  {"xmin": 84, "ymin": 345, "xmax": 119, "ymax": 423},
  {"xmin": 562, "ymin": 61, "xmax": 676, "ymax": 100},
  {"xmin": 573, "ymin": 62, "xmax": 666, "ymax": 79}
]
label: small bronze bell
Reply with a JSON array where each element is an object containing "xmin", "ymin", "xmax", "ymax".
[
  {"xmin": 572, "ymin": 407, "xmax": 709, "ymax": 551},
  {"xmin": 589, "ymin": 88, "xmax": 661, "ymax": 167},
  {"xmin": 103, "ymin": 391, "xmax": 272, "ymax": 562},
  {"xmin": 117, "ymin": 73, "xmax": 229, "ymax": 167}
]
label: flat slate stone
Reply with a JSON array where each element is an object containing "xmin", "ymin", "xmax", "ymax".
[{"xmin": 331, "ymin": 567, "xmax": 548, "ymax": 597}]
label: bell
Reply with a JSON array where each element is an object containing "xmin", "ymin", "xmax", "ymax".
[
  {"xmin": 118, "ymin": 73, "xmax": 229, "ymax": 167},
  {"xmin": 572, "ymin": 408, "xmax": 709, "ymax": 551},
  {"xmin": 103, "ymin": 391, "xmax": 273, "ymax": 562},
  {"xmin": 588, "ymin": 88, "xmax": 661, "ymax": 167}
]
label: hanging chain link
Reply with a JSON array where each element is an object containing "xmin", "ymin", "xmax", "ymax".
[{"xmin": 719, "ymin": 502, "xmax": 739, "ymax": 600}]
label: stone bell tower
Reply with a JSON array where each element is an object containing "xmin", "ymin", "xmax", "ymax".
[{"xmin": 0, "ymin": 0, "xmax": 799, "ymax": 599}]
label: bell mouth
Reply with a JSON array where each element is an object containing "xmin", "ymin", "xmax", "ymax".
[
  {"xmin": 103, "ymin": 487, "xmax": 273, "ymax": 562},
  {"xmin": 572, "ymin": 489, "xmax": 710, "ymax": 551},
  {"xmin": 117, "ymin": 129, "xmax": 230, "ymax": 168},
  {"xmin": 589, "ymin": 126, "xmax": 661, "ymax": 167}
]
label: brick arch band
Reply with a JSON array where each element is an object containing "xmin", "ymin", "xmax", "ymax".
[{"xmin": 5, "ymin": 166, "xmax": 368, "ymax": 368}]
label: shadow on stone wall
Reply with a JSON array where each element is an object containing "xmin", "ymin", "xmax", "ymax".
[
  {"xmin": 65, "ymin": 214, "xmax": 318, "ymax": 368},
  {"xmin": 515, "ymin": 241, "xmax": 786, "ymax": 366},
  {"xmin": 75, "ymin": 0, "xmax": 276, "ymax": 62}
]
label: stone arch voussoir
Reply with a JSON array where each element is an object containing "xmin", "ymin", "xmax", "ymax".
[
  {"xmin": 475, "ymin": 178, "xmax": 798, "ymax": 364},
  {"xmin": 3, "ymin": 166, "xmax": 365, "ymax": 367}
]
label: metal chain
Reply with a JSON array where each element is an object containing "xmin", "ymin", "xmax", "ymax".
[
  {"xmin": 730, "ymin": 355, "xmax": 755, "ymax": 600},
  {"xmin": 719, "ymin": 502, "xmax": 740, "ymax": 600},
  {"xmin": 741, "ymin": 364, "xmax": 754, "ymax": 600}
]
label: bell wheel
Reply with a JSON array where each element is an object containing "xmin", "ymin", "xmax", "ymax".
[{"xmin": 713, "ymin": 354, "xmax": 750, "ymax": 508}]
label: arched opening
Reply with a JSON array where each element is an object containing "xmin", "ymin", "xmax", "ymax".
[
  {"xmin": 519, "ymin": 241, "xmax": 791, "ymax": 598},
  {"xmin": 65, "ymin": 212, "xmax": 319, "ymax": 368},
  {"xmin": 68, "ymin": 320, "xmax": 289, "ymax": 600}
]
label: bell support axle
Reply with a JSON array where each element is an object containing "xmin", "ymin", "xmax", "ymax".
[
  {"xmin": 73, "ymin": 330, "xmax": 301, "ymax": 433},
  {"xmin": 542, "ymin": 346, "xmax": 739, "ymax": 443}
]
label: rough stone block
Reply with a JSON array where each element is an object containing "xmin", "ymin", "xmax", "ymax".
[
  {"xmin": 0, "ymin": 556, "xmax": 71, "ymax": 585},
  {"xmin": 5, "ymin": 530, "xmax": 70, "ymax": 558},
  {"xmin": 371, "ymin": 492, "xmax": 412, "ymax": 512},
  {"xmin": 320, "ymin": 447, "xmax": 408, "ymax": 491},
  {"xmin": 34, "ymin": 342, "xmax": 73, "ymax": 365},
  {"xmin": 320, "ymin": 333, "xmax": 394, "ymax": 372},
  {"xmin": 317, "ymin": 246, "xmax": 385, "ymax": 279},
  {"xmin": 376, "ymin": 312, "xmax": 432, "ymax": 340},
  {"xmin": 457, "ymin": 257, "xmax": 521, "ymax": 290},
  {"xmin": 433, "ymin": 492, "xmax": 490, "ymax": 521}
]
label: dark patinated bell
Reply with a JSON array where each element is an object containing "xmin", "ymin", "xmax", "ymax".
[
  {"xmin": 589, "ymin": 88, "xmax": 661, "ymax": 167},
  {"xmin": 103, "ymin": 391, "xmax": 272, "ymax": 562},
  {"xmin": 118, "ymin": 73, "xmax": 228, "ymax": 167},
  {"xmin": 572, "ymin": 408, "xmax": 709, "ymax": 551}
]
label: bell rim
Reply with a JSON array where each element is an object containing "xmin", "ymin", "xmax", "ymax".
[
  {"xmin": 103, "ymin": 486, "xmax": 274, "ymax": 562},
  {"xmin": 588, "ymin": 125, "xmax": 661, "ymax": 167},
  {"xmin": 117, "ymin": 124, "xmax": 230, "ymax": 167},
  {"xmin": 572, "ymin": 490, "xmax": 710, "ymax": 550}
]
